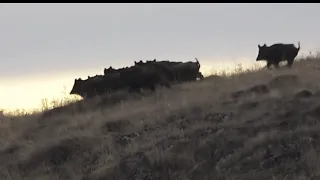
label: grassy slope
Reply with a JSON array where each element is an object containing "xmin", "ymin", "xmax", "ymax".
[{"xmin": 1, "ymin": 56, "xmax": 320, "ymax": 180}]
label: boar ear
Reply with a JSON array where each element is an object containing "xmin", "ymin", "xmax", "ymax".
[{"xmin": 258, "ymin": 44, "xmax": 261, "ymax": 48}]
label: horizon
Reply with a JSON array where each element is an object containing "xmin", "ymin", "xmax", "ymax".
[{"xmin": 1, "ymin": 3, "xmax": 320, "ymax": 111}]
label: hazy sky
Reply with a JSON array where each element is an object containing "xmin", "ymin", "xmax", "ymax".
[{"xmin": 1, "ymin": 3, "xmax": 320, "ymax": 111}]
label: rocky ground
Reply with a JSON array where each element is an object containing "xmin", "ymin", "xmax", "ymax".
[{"xmin": 1, "ymin": 58, "xmax": 320, "ymax": 180}]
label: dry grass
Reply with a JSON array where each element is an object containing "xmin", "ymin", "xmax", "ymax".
[{"xmin": 2, "ymin": 55, "xmax": 320, "ymax": 180}]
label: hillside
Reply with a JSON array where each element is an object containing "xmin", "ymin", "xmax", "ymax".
[{"xmin": 1, "ymin": 56, "xmax": 320, "ymax": 180}]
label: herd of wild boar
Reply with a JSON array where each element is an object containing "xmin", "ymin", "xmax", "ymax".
[
  {"xmin": 70, "ymin": 58, "xmax": 204, "ymax": 99},
  {"xmin": 70, "ymin": 42, "xmax": 301, "ymax": 99}
]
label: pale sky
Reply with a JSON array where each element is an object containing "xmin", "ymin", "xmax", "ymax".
[{"xmin": 1, "ymin": 3, "xmax": 320, "ymax": 111}]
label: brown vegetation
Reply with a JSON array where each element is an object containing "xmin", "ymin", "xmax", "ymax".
[{"xmin": 1, "ymin": 54, "xmax": 320, "ymax": 179}]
